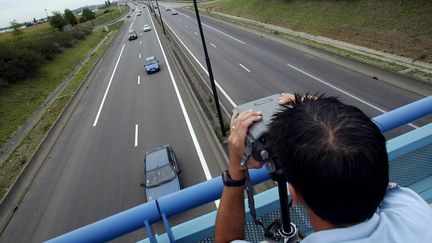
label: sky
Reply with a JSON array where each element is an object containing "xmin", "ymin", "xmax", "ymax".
[{"xmin": 0, "ymin": 0, "xmax": 106, "ymax": 28}]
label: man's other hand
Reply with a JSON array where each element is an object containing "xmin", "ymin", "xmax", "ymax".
[{"xmin": 228, "ymin": 110, "xmax": 263, "ymax": 179}]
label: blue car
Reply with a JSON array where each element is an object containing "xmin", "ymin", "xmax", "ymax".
[
  {"xmin": 144, "ymin": 145, "xmax": 181, "ymax": 201},
  {"xmin": 144, "ymin": 56, "xmax": 160, "ymax": 74}
]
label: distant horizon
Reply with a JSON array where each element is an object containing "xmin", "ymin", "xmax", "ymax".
[{"xmin": 0, "ymin": 0, "xmax": 112, "ymax": 28}]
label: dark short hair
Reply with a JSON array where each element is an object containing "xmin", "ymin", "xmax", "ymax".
[{"xmin": 268, "ymin": 93, "xmax": 389, "ymax": 226}]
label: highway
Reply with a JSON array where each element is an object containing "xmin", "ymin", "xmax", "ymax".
[
  {"xmin": 0, "ymin": 4, "xmax": 222, "ymax": 243},
  {"xmin": 156, "ymin": 2, "xmax": 431, "ymax": 138},
  {"xmin": 1, "ymin": 2, "xmax": 431, "ymax": 243}
]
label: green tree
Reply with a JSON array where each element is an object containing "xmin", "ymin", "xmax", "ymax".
[
  {"xmin": 79, "ymin": 16, "xmax": 87, "ymax": 23},
  {"xmin": 49, "ymin": 11, "xmax": 67, "ymax": 31},
  {"xmin": 82, "ymin": 8, "xmax": 96, "ymax": 21},
  {"xmin": 10, "ymin": 20, "xmax": 24, "ymax": 39},
  {"xmin": 64, "ymin": 9, "xmax": 78, "ymax": 26}
]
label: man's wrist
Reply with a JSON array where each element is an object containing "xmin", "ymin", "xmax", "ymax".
[{"xmin": 228, "ymin": 164, "xmax": 246, "ymax": 180}]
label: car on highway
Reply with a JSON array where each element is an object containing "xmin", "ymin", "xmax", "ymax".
[
  {"xmin": 137, "ymin": 12, "xmax": 141, "ymax": 16},
  {"xmin": 144, "ymin": 56, "xmax": 160, "ymax": 74},
  {"xmin": 166, "ymin": 8, "xmax": 171, "ymax": 11},
  {"xmin": 128, "ymin": 30, "xmax": 137, "ymax": 41},
  {"xmin": 143, "ymin": 145, "xmax": 181, "ymax": 201},
  {"xmin": 172, "ymin": 10, "xmax": 177, "ymax": 15},
  {"xmin": 143, "ymin": 24, "xmax": 151, "ymax": 32}
]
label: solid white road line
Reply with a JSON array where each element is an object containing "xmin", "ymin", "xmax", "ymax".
[
  {"xmin": 239, "ymin": 63, "xmax": 251, "ymax": 73},
  {"xmin": 146, "ymin": 7, "xmax": 214, "ymax": 184},
  {"xmin": 93, "ymin": 44, "xmax": 126, "ymax": 127},
  {"xmin": 164, "ymin": 21, "xmax": 237, "ymax": 107},
  {"xmin": 129, "ymin": 22, "xmax": 133, "ymax": 31},
  {"xmin": 139, "ymin": 53, "xmax": 141, "ymax": 59},
  {"xmin": 140, "ymin": 41, "xmax": 142, "ymax": 45},
  {"xmin": 135, "ymin": 124, "xmax": 138, "ymax": 147},
  {"xmin": 138, "ymin": 75, "xmax": 140, "ymax": 85},
  {"xmin": 286, "ymin": 63, "xmax": 419, "ymax": 129},
  {"xmin": 210, "ymin": 43, "xmax": 216, "ymax": 48}
]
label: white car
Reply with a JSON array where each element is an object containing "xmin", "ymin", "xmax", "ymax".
[
  {"xmin": 143, "ymin": 24, "xmax": 151, "ymax": 32},
  {"xmin": 172, "ymin": 10, "xmax": 177, "ymax": 15}
]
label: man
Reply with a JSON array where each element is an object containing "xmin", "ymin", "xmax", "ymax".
[{"xmin": 215, "ymin": 93, "xmax": 432, "ymax": 242}]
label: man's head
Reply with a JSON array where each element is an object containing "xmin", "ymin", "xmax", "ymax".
[{"xmin": 268, "ymin": 93, "xmax": 389, "ymax": 226}]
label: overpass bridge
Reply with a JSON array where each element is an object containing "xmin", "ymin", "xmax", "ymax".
[{"xmin": 46, "ymin": 95, "xmax": 432, "ymax": 243}]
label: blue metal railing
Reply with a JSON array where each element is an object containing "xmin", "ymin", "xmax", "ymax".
[
  {"xmin": 47, "ymin": 96, "xmax": 432, "ymax": 243},
  {"xmin": 373, "ymin": 96, "xmax": 432, "ymax": 132}
]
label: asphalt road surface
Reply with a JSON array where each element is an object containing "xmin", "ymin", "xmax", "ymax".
[
  {"xmin": 157, "ymin": 3, "xmax": 431, "ymax": 138},
  {"xmin": 0, "ymin": 4, "xmax": 222, "ymax": 243},
  {"xmin": 1, "ymin": 2, "xmax": 431, "ymax": 243}
]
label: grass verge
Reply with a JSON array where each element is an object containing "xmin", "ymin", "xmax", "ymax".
[
  {"xmin": 0, "ymin": 21, "xmax": 124, "ymax": 199},
  {"xmin": 0, "ymin": 23, "xmax": 53, "ymax": 42},
  {"xmin": 80, "ymin": 6, "xmax": 129, "ymax": 28},
  {"xmin": 0, "ymin": 31, "xmax": 105, "ymax": 145}
]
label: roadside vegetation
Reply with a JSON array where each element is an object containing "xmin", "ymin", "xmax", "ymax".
[
  {"xmin": 0, "ymin": 4, "xmax": 129, "ymax": 146},
  {"xmin": 0, "ymin": 20, "xmax": 125, "ymax": 199},
  {"xmin": 80, "ymin": 5, "xmax": 129, "ymax": 28},
  {"xmin": 201, "ymin": 0, "xmax": 432, "ymax": 63}
]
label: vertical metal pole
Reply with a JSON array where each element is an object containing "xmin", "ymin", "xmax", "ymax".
[
  {"xmin": 155, "ymin": 0, "xmax": 166, "ymax": 34},
  {"xmin": 44, "ymin": 9, "xmax": 49, "ymax": 20},
  {"xmin": 192, "ymin": 0, "xmax": 226, "ymax": 137}
]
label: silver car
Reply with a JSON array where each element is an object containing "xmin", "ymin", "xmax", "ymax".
[
  {"xmin": 143, "ymin": 24, "xmax": 151, "ymax": 32},
  {"xmin": 143, "ymin": 145, "xmax": 181, "ymax": 201}
]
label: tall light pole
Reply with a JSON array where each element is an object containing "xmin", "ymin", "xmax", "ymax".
[
  {"xmin": 154, "ymin": 0, "xmax": 165, "ymax": 34},
  {"xmin": 192, "ymin": 0, "xmax": 226, "ymax": 137},
  {"xmin": 44, "ymin": 8, "xmax": 49, "ymax": 20}
]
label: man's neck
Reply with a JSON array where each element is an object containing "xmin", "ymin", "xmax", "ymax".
[{"xmin": 305, "ymin": 206, "xmax": 336, "ymax": 231}]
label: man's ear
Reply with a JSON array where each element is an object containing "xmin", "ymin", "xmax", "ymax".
[{"xmin": 289, "ymin": 184, "xmax": 301, "ymax": 205}]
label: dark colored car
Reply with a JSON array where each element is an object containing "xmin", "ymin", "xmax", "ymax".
[
  {"xmin": 144, "ymin": 145, "xmax": 181, "ymax": 201},
  {"xmin": 144, "ymin": 56, "xmax": 160, "ymax": 74},
  {"xmin": 128, "ymin": 30, "xmax": 137, "ymax": 41}
]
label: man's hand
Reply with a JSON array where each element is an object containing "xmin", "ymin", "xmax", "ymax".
[
  {"xmin": 278, "ymin": 92, "xmax": 295, "ymax": 105},
  {"xmin": 228, "ymin": 110, "xmax": 263, "ymax": 180}
]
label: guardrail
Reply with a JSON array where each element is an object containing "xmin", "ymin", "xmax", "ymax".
[{"xmin": 47, "ymin": 95, "xmax": 432, "ymax": 243}]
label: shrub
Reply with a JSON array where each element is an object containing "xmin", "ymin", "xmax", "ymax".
[
  {"xmin": 52, "ymin": 32, "xmax": 75, "ymax": 48},
  {"xmin": 16, "ymin": 37, "xmax": 62, "ymax": 60},
  {"xmin": 71, "ymin": 30, "xmax": 86, "ymax": 40},
  {"xmin": 0, "ymin": 45, "xmax": 43, "ymax": 83},
  {"xmin": 79, "ymin": 16, "xmax": 87, "ymax": 23}
]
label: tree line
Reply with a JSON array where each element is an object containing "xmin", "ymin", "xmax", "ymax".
[
  {"xmin": 0, "ymin": 8, "xmax": 96, "ymax": 89},
  {"xmin": 50, "ymin": 8, "xmax": 96, "ymax": 31}
]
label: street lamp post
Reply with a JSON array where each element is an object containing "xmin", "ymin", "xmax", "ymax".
[
  {"xmin": 192, "ymin": 0, "xmax": 226, "ymax": 137},
  {"xmin": 44, "ymin": 8, "xmax": 49, "ymax": 20},
  {"xmin": 154, "ymin": 0, "xmax": 165, "ymax": 34}
]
